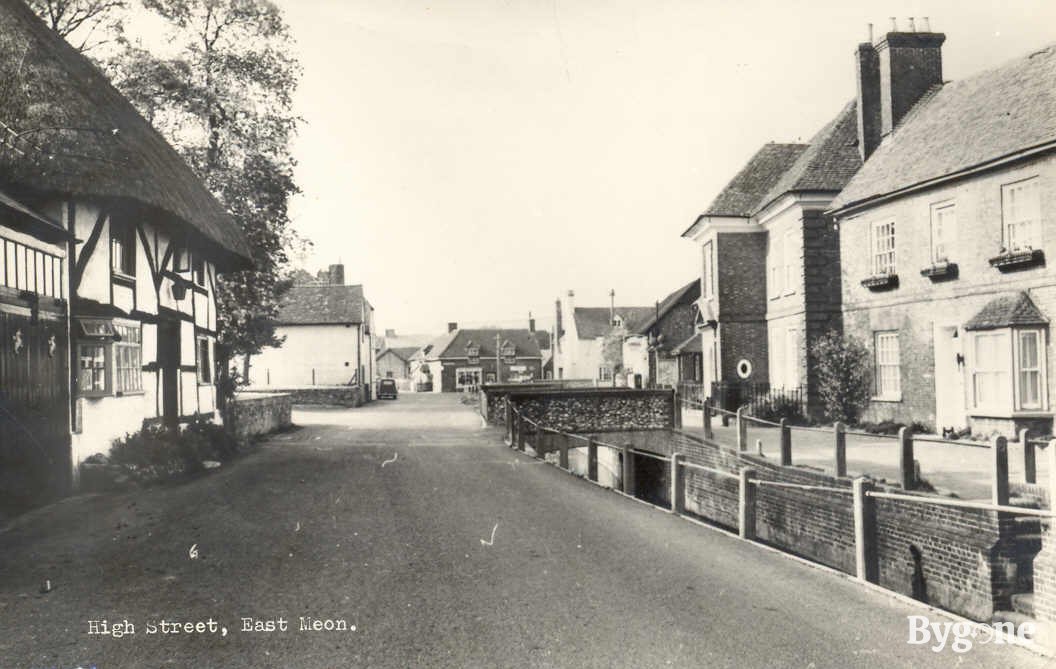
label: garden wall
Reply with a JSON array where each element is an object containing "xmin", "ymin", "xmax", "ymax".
[
  {"xmin": 244, "ymin": 385, "xmax": 364, "ymax": 408},
  {"xmin": 484, "ymin": 385, "xmax": 675, "ymax": 432},
  {"xmin": 229, "ymin": 393, "xmax": 293, "ymax": 439}
]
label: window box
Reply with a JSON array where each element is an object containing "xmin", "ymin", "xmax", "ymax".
[
  {"xmin": 989, "ymin": 248, "xmax": 1044, "ymax": 272},
  {"xmin": 920, "ymin": 262, "xmax": 958, "ymax": 280},
  {"xmin": 861, "ymin": 274, "xmax": 899, "ymax": 290}
]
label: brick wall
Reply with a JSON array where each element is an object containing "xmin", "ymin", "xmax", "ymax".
[
  {"xmin": 229, "ymin": 393, "xmax": 293, "ymax": 439},
  {"xmin": 716, "ymin": 232, "xmax": 770, "ymax": 384},
  {"xmin": 484, "ymin": 386, "xmax": 676, "ymax": 432},
  {"xmin": 720, "ymin": 320, "xmax": 769, "ymax": 384}
]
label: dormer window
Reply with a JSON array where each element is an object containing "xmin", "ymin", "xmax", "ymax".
[
  {"xmin": 501, "ymin": 340, "xmax": 516, "ymax": 363},
  {"xmin": 465, "ymin": 341, "xmax": 480, "ymax": 363}
]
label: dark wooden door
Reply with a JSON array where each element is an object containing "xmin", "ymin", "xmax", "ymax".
[
  {"xmin": 0, "ymin": 309, "xmax": 70, "ymax": 510},
  {"xmin": 158, "ymin": 319, "xmax": 180, "ymax": 429}
]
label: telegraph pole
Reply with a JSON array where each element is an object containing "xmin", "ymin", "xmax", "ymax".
[{"xmin": 495, "ymin": 333, "xmax": 502, "ymax": 383}]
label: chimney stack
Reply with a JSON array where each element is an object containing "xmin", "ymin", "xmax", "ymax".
[
  {"xmin": 385, "ymin": 328, "xmax": 396, "ymax": 338},
  {"xmin": 855, "ymin": 19, "xmax": 945, "ymax": 160},
  {"xmin": 447, "ymin": 322, "xmax": 458, "ymax": 333},
  {"xmin": 555, "ymin": 299, "xmax": 563, "ymax": 352},
  {"xmin": 328, "ymin": 263, "xmax": 345, "ymax": 285},
  {"xmin": 609, "ymin": 289, "xmax": 616, "ymax": 326},
  {"xmin": 528, "ymin": 312, "xmax": 536, "ymax": 333}
]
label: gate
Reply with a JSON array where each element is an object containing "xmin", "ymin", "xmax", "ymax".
[{"xmin": 0, "ymin": 307, "xmax": 71, "ymax": 511}]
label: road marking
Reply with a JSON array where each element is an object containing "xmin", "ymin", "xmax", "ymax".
[
  {"xmin": 480, "ymin": 523, "xmax": 499, "ymax": 546},
  {"xmin": 188, "ymin": 544, "xmax": 199, "ymax": 560},
  {"xmin": 381, "ymin": 453, "xmax": 399, "ymax": 467}
]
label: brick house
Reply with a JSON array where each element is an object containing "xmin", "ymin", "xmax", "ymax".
[
  {"xmin": 830, "ymin": 31, "xmax": 1056, "ymax": 437},
  {"xmin": 248, "ymin": 264, "xmax": 376, "ymax": 398},
  {"xmin": 623, "ymin": 279, "xmax": 703, "ymax": 388},
  {"xmin": 421, "ymin": 324, "xmax": 544, "ymax": 392},
  {"xmin": 552, "ymin": 290, "xmax": 652, "ymax": 383},
  {"xmin": 681, "ymin": 106, "xmax": 860, "ymax": 414}
]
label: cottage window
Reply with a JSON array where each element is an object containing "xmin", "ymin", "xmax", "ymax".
[
  {"xmin": 598, "ymin": 366, "xmax": 613, "ymax": 382},
  {"xmin": 192, "ymin": 255, "xmax": 206, "ymax": 287},
  {"xmin": 930, "ymin": 202, "xmax": 956, "ymax": 264},
  {"xmin": 1002, "ymin": 177, "xmax": 1040, "ymax": 252},
  {"xmin": 110, "ymin": 219, "xmax": 136, "ymax": 277},
  {"xmin": 78, "ymin": 342, "xmax": 109, "ymax": 396},
  {"xmin": 871, "ymin": 220, "xmax": 896, "ymax": 276},
  {"xmin": 114, "ymin": 324, "xmax": 142, "ymax": 393},
  {"xmin": 197, "ymin": 336, "xmax": 212, "ymax": 384},
  {"xmin": 783, "ymin": 229, "xmax": 796, "ymax": 295},
  {"xmin": 456, "ymin": 367, "xmax": 482, "ymax": 390},
  {"xmin": 874, "ymin": 331, "xmax": 901, "ymax": 399}
]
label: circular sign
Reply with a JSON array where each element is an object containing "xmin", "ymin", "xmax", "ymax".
[{"xmin": 736, "ymin": 359, "xmax": 753, "ymax": 379}]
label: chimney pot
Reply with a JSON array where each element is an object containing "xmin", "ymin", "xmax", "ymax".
[
  {"xmin": 385, "ymin": 328, "xmax": 396, "ymax": 338},
  {"xmin": 890, "ymin": 17, "xmax": 897, "ymax": 32},
  {"xmin": 908, "ymin": 17, "xmax": 916, "ymax": 32},
  {"xmin": 922, "ymin": 17, "xmax": 931, "ymax": 31},
  {"xmin": 867, "ymin": 22, "xmax": 873, "ymax": 43},
  {"xmin": 567, "ymin": 290, "xmax": 575, "ymax": 297},
  {"xmin": 448, "ymin": 322, "xmax": 458, "ymax": 333}
]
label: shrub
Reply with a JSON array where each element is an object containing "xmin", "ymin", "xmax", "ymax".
[
  {"xmin": 108, "ymin": 415, "xmax": 239, "ymax": 484},
  {"xmin": 749, "ymin": 394, "xmax": 807, "ymax": 425},
  {"xmin": 811, "ymin": 330, "xmax": 873, "ymax": 424},
  {"xmin": 185, "ymin": 412, "xmax": 241, "ymax": 461}
]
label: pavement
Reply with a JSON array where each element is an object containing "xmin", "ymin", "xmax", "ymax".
[
  {"xmin": 679, "ymin": 408, "xmax": 1051, "ymax": 500},
  {"xmin": 0, "ymin": 393, "xmax": 1047, "ymax": 668}
]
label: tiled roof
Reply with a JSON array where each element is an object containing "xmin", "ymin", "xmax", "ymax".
[
  {"xmin": 379, "ymin": 346, "xmax": 421, "ymax": 362},
  {"xmin": 700, "ymin": 143, "xmax": 807, "ymax": 217},
  {"xmin": 756, "ymin": 100, "xmax": 862, "ymax": 211},
  {"xmin": 434, "ymin": 329, "xmax": 543, "ymax": 359},
  {"xmin": 277, "ymin": 284, "xmax": 367, "ymax": 325},
  {"xmin": 531, "ymin": 330, "xmax": 552, "ymax": 350},
  {"xmin": 964, "ymin": 293, "xmax": 1048, "ymax": 331},
  {"xmin": 573, "ymin": 307, "xmax": 654, "ymax": 339},
  {"xmin": 831, "ymin": 43, "xmax": 1056, "ymax": 212},
  {"xmin": 633, "ymin": 279, "xmax": 701, "ymax": 335},
  {"xmin": 670, "ymin": 332, "xmax": 702, "ymax": 355}
]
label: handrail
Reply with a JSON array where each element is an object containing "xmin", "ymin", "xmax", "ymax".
[
  {"xmin": 752, "ymin": 480, "xmax": 853, "ymax": 494},
  {"xmin": 629, "ymin": 448, "xmax": 670, "ymax": 462},
  {"xmin": 866, "ymin": 490, "xmax": 1056, "ymax": 517}
]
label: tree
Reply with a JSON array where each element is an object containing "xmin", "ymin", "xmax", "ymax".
[
  {"xmin": 26, "ymin": 0, "xmax": 127, "ymax": 52},
  {"xmin": 810, "ymin": 330, "xmax": 873, "ymax": 424}
]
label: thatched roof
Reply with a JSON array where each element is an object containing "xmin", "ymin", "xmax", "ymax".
[{"xmin": 0, "ymin": 0, "xmax": 251, "ymax": 266}]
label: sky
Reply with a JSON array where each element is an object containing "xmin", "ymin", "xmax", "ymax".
[{"xmin": 276, "ymin": 0, "xmax": 1056, "ymax": 336}]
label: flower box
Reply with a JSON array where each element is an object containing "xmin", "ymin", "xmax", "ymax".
[
  {"xmin": 861, "ymin": 274, "xmax": 899, "ymax": 290},
  {"xmin": 989, "ymin": 248, "xmax": 1044, "ymax": 271},
  {"xmin": 920, "ymin": 262, "xmax": 958, "ymax": 280}
]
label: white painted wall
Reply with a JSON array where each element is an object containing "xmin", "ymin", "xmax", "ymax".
[{"xmin": 250, "ymin": 324, "xmax": 364, "ymax": 387}]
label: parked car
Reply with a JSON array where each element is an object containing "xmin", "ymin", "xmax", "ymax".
[{"xmin": 378, "ymin": 378, "xmax": 398, "ymax": 400}]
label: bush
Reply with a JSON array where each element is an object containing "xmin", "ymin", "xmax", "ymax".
[
  {"xmin": 811, "ymin": 330, "xmax": 873, "ymax": 424},
  {"xmin": 108, "ymin": 415, "xmax": 240, "ymax": 484},
  {"xmin": 749, "ymin": 394, "xmax": 807, "ymax": 425},
  {"xmin": 185, "ymin": 412, "xmax": 242, "ymax": 461}
]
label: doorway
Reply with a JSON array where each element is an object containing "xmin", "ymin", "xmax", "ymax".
[
  {"xmin": 158, "ymin": 319, "xmax": 180, "ymax": 429},
  {"xmin": 933, "ymin": 324, "xmax": 967, "ymax": 432}
]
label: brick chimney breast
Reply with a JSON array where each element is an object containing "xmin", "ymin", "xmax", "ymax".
[
  {"xmin": 328, "ymin": 264, "xmax": 345, "ymax": 285},
  {"xmin": 855, "ymin": 42, "xmax": 882, "ymax": 160},
  {"xmin": 876, "ymin": 31, "xmax": 945, "ymax": 137}
]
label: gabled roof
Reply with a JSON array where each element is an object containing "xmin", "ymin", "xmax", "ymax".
[
  {"xmin": 964, "ymin": 292, "xmax": 1048, "ymax": 331},
  {"xmin": 698, "ymin": 143, "xmax": 807, "ymax": 218},
  {"xmin": 633, "ymin": 279, "xmax": 701, "ymax": 335},
  {"xmin": 432, "ymin": 328, "xmax": 543, "ymax": 359},
  {"xmin": 831, "ymin": 43, "xmax": 1056, "ymax": 213},
  {"xmin": 756, "ymin": 100, "xmax": 862, "ymax": 212},
  {"xmin": 671, "ymin": 332, "xmax": 702, "ymax": 355},
  {"xmin": 378, "ymin": 346, "xmax": 421, "ymax": 362},
  {"xmin": 531, "ymin": 330, "xmax": 552, "ymax": 350},
  {"xmin": 277, "ymin": 284, "xmax": 367, "ymax": 325},
  {"xmin": 573, "ymin": 307, "xmax": 654, "ymax": 339},
  {"xmin": 0, "ymin": 0, "xmax": 251, "ymax": 266}
]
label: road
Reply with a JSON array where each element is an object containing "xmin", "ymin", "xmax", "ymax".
[{"xmin": 0, "ymin": 393, "xmax": 1046, "ymax": 668}]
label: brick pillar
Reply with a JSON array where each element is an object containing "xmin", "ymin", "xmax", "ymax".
[
  {"xmin": 703, "ymin": 399, "xmax": 714, "ymax": 440},
  {"xmin": 898, "ymin": 427, "xmax": 915, "ymax": 490},
  {"xmin": 587, "ymin": 437, "xmax": 598, "ymax": 482},
  {"xmin": 834, "ymin": 421, "xmax": 847, "ymax": 478},
  {"xmin": 992, "ymin": 435, "xmax": 1009, "ymax": 506},
  {"xmin": 738, "ymin": 467, "xmax": 757, "ymax": 540},
  {"xmin": 558, "ymin": 433, "xmax": 569, "ymax": 470},
  {"xmin": 779, "ymin": 418, "xmax": 792, "ymax": 466},
  {"xmin": 853, "ymin": 477, "xmax": 878, "ymax": 583},
  {"xmin": 670, "ymin": 453, "xmax": 684, "ymax": 515},
  {"xmin": 672, "ymin": 389, "xmax": 681, "ymax": 429},
  {"xmin": 1021, "ymin": 428, "xmax": 1036, "ymax": 484},
  {"xmin": 622, "ymin": 444, "xmax": 636, "ymax": 497}
]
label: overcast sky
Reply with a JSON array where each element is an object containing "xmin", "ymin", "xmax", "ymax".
[{"xmin": 276, "ymin": 0, "xmax": 1056, "ymax": 335}]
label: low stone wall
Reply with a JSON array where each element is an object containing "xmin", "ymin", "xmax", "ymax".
[
  {"xmin": 229, "ymin": 393, "xmax": 293, "ymax": 439},
  {"xmin": 244, "ymin": 385, "xmax": 364, "ymax": 408},
  {"xmin": 484, "ymin": 385, "xmax": 675, "ymax": 432}
]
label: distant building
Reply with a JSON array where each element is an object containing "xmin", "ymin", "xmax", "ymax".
[
  {"xmin": 249, "ymin": 264, "xmax": 376, "ymax": 398},
  {"xmin": 623, "ymin": 279, "xmax": 703, "ymax": 388},
  {"xmin": 553, "ymin": 290, "xmax": 652, "ymax": 383},
  {"xmin": 376, "ymin": 346, "xmax": 421, "ymax": 381},
  {"xmin": 419, "ymin": 322, "xmax": 545, "ymax": 392}
]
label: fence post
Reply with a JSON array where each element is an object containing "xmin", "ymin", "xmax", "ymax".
[
  {"xmin": 992, "ymin": 435, "xmax": 1009, "ymax": 507},
  {"xmin": 672, "ymin": 389, "xmax": 682, "ymax": 429},
  {"xmin": 779, "ymin": 418, "xmax": 792, "ymax": 466},
  {"xmin": 1021, "ymin": 428, "xmax": 1037, "ymax": 485},
  {"xmin": 898, "ymin": 427, "xmax": 915, "ymax": 490},
  {"xmin": 587, "ymin": 437, "xmax": 598, "ymax": 482},
  {"xmin": 738, "ymin": 467, "xmax": 757, "ymax": 540},
  {"xmin": 504, "ymin": 400, "xmax": 513, "ymax": 446},
  {"xmin": 558, "ymin": 433, "xmax": 569, "ymax": 470},
  {"xmin": 622, "ymin": 444, "xmax": 636, "ymax": 497},
  {"xmin": 834, "ymin": 421, "xmax": 847, "ymax": 477},
  {"xmin": 703, "ymin": 399, "xmax": 714, "ymax": 440},
  {"xmin": 853, "ymin": 477, "xmax": 878, "ymax": 583},
  {"xmin": 736, "ymin": 407, "xmax": 747, "ymax": 451},
  {"xmin": 670, "ymin": 453, "xmax": 684, "ymax": 515},
  {"xmin": 516, "ymin": 413, "xmax": 526, "ymax": 452}
]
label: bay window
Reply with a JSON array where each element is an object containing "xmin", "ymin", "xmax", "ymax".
[{"xmin": 969, "ymin": 327, "xmax": 1046, "ymax": 413}]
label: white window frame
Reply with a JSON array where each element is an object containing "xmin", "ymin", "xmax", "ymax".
[
  {"xmin": 783, "ymin": 229, "xmax": 796, "ymax": 295},
  {"xmin": 1002, "ymin": 177, "xmax": 1041, "ymax": 252},
  {"xmin": 455, "ymin": 367, "xmax": 482, "ymax": 390},
  {"xmin": 970, "ymin": 327, "xmax": 1048, "ymax": 413},
  {"xmin": 929, "ymin": 201, "xmax": 956, "ymax": 264},
  {"xmin": 114, "ymin": 323, "xmax": 143, "ymax": 394},
  {"xmin": 598, "ymin": 366, "xmax": 613, "ymax": 382},
  {"xmin": 1015, "ymin": 329, "xmax": 1045, "ymax": 410},
  {"xmin": 874, "ymin": 331, "xmax": 901, "ymax": 400},
  {"xmin": 871, "ymin": 219, "xmax": 897, "ymax": 276},
  {"xmin": 196, "ymin": 335, "xmax": 212, "ymax": 384}
]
